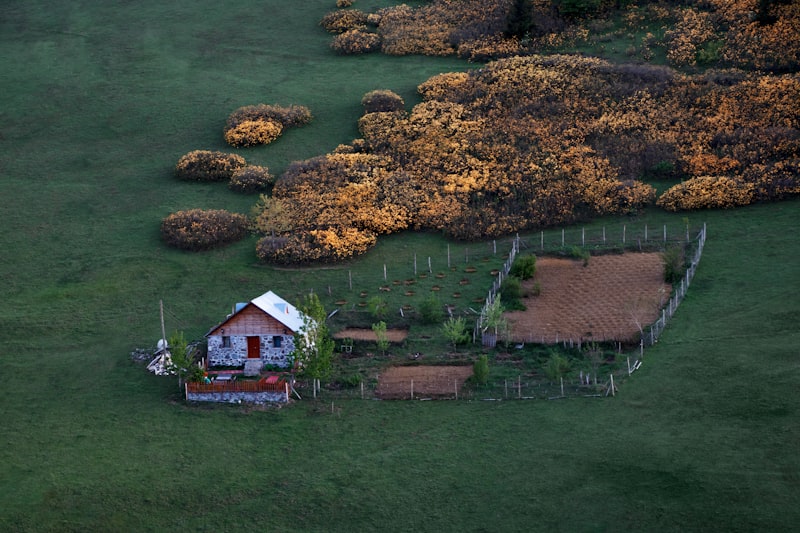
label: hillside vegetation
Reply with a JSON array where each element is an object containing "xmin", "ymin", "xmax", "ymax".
[{"xmin": 1, "ymin": 0, "xmax": 798, "ymax": 531}]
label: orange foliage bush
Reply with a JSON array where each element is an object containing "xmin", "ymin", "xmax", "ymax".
[
  {"xmin": 664, "ymin": 8, "xmax": 717, "ymax": 67},
  {"xmin": 224, "ymin": 119, "xmax": 283, "ymax": 147},
  {"xmin": 175, "ymin": 150, "xmax": 246, "ymax": 182},
  {"xmin": 252, "ymin": 53, "xmax": 797, "ymax": 263},
  {"xmin": 224, "ymin": 104, "xmax": 312, "ymax": 147},
  {"xmin": 361, "ymin": 90, "xmax": 405, "ymax": 113},
  {"xmin": 226, "ymin": 104, "xmax": 312, "ymax": 130},
  {"xmin": 331, "ymin": 29, "xmax": 381, "ymax": 54},
  {"xmin": 161, "ymin": 209, "xmax": 249, "ymax": 251},
  {"xmin": 320, "ymin": 9, "xmax": 369, "ymax": 33},
  {"xmin": 229, "ymin": 165, "xmax": 274, "ymax": 193},
  {"xmin": 256, "ymin": 226, "xmax": 377, "ymax": 264},
  {"xmin": 656, "ymin": 176, "xmax": 755, "ymax": 211},
  {"xmin": 457, "ymin": 36, "xmax": 523, "ymax": 62}
]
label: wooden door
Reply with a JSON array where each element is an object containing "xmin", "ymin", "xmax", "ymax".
[{"xmin": 247, "ymin": 336, "xmax": 260, "ymax": 358}]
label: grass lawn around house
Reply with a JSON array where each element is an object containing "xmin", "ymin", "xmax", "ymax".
[{"xmin": 1, "ymin": 0, "xmax": 799, "ymax": 530}]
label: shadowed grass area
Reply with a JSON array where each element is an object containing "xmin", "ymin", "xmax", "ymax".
[{"xmin": 1, "ymin": 0, "xmax": 799, "ymax": 530}]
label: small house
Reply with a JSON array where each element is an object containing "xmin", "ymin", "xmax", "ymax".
[{"xmin": 206, "ymin": 291, "xmax": 307, "ymax": 371}]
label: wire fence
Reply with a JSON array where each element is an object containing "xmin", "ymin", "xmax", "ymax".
[
  {"xmin": 291, "ymin": 362, "xmax": 647, "ymax": 402},
  {"xmin": 642, "ymin": 222, "xmax": 706, "ymax": 349}
]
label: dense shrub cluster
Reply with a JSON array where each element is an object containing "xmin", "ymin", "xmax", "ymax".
[
  {"xmin": 174, "ymin": 150, "xmax": 246, "ymax": 182},
  {"xmin": 224, "ymin": 104, "xmax": 312, "ymax": 147},
  {"xmin": 331, "ymin": 29, "xmax": 381, "ymax": 55},
  {"xmin": 361, "ymin": 90, "xmax": 405, "ymax": 113},
  {"xmin": 251, "ymin": 53, "xmax": 797, "ymax": 263},
  {"xmin": 226, "ymin": 103, "xmax": 312, "ymax": 129},
  {"xmin": 376, "ymin": 0, "xmax": 512, "ymax": 56},
  {"xmin": 229, "ymin": 165, "xmax": 274, "ymax": 193},
  {"xmin": 320, "ymin": 9, "xmax": 369, "ymax": 33},
  {"xmin": 656, "ymin": 176, "xmax": 755, "ymax": 211},
  {"xmin": 319, "ymin": 0, "xmax": 798, "ymax": 72},
  {"xmin": 224, "ymin": 119, "xmax": 283, "ymax": 147},
  {"xmin": 161, "ymin": 209, "xmax": 249, "ymax": 251}
]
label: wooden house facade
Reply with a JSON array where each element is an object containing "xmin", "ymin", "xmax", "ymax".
[{"xmin": 206, "ymin": 291, "xmax": 306, "ymax": 370}]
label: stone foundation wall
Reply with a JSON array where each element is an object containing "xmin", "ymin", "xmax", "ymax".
[{"xmin": 186, "ymin": 390, "xmax": 288, "ymax": 404}]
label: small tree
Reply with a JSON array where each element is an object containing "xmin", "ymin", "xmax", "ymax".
[
  {"xmin": 368, "ymin": 296, "xmax": 388, "ymax": 320},
  {"xmin": 510, "ymin": 254, "xmax": 536, "ymax": 280},
  {"xmin": 167, "ymin": 331, "xmax": 203, "ymax": 388},
  {"xmin": 372, "ymin": 321, "xmax": 389, "ymax": 356},
  {"xmin": 292, "ymin": 293, "xmax": 335, "ymax": 381},
  {"xmin": 442, "ymin": 316, "xmax": 470, "ymax": 352},
  {"xmin": 481, "ymin": 297, "xmax": 508, "ymax": 347},
  {"xmin": 544, "ymin": 352, "xmax": 571, "ymax": 382},
  {"xmin": 419, "ymin": 294, "xmax": 444, "ymax": 324},
  {"xmin": 473, "ymin": 354, "xmax": 489, "ymax": 386}
]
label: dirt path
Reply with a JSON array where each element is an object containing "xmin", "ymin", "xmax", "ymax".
[{"xmin": 505, "ymin": 253, "xmax": 671, "ymax": 344}]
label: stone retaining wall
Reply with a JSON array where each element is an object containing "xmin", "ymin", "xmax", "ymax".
[{"xmin": 186, "ymin": 390, "xmax": 288, "ymax": 404}]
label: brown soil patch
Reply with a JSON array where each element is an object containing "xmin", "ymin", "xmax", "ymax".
[
  {"xmin": 506, "ymin": 253, "xmax": 671, "ymax": 344},
  {"xmin": 377, "ymin": 365, "xmax": 473, "ymax": 398},
  {"xmin": 333, "ymin": 328, "xmax": 408, "ymax": 343}
]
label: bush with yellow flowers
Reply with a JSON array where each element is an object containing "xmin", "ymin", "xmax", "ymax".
[
  {"xmin": 224, "ymin": 119, "xmax": 283, "ymax": 147},
  {"xmin": 229, "ymin": 165, "xmax": 275, "ymax": 193},
  {"xmin": 656, "ymin": 176, "xmax": 755, "ymax": 211},
  {"xmin": 331, "ymin": 29, "xmax": 381, "ymax": 55},
  {"xmin": 361, "ymin": 90, "xmax": 405, "ymax": 113},
  {"xmin": 174, "ymin": 150, "xmax": 246, "ymax": 182},
  {"xmin": 223, "ymin": 104, "xmax": 312, "ymax": 148},
  {"xmin": 226, "ymin": 104, "xmax": 312, "ymax": 130},
  {"xmin": 320, "ymin": 9, "xmax": 369, "ymax": 33},
  {"xmin": 161, "ymin": 209, "xmax": 249, "ymax": 251}
]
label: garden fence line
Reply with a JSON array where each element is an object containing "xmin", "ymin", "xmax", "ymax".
[{"xmin": 642, "ymin": 222, "xmax": 706, "ymax": 349}]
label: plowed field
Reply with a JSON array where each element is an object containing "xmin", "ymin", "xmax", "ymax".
[
  {"xmin": 505, "ymin": 253, "xmax": 671, "ymax": 344},
  {"xmin": 376, "ymin": 365, "xmax": 473, "ymax": 399}
]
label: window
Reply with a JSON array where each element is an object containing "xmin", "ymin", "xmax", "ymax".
[
  {"xmin": 273, "ymin": 335, "xmax": 282, "ymax": 348},
  {"xmin": 222, "ymin": 336, "xmax": 231, "ymax": 348}
]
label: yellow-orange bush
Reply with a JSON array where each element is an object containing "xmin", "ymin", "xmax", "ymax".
[
  {"xmin": 320, "ymin": 9, "xmax": 368, "ymax": 33},
  {"xmin": 161, "ymin": 209, "xmax": 249, "ymax": 251},
  {"xmin": 224, "ymin": 119, "xmax": 283, "ymax": 147},
  {"xmin": 251, "ymin": 53, "xmax": 797, "ymax": 264},
  {"xmin": 656, "ymin": 176, "xmax": 755, "ymax": 211},
  {"xmin": 229, "ymin": 165, "xmax": 274, "ymax": 193},
  {"xmin": 331, "ymin": 29, "xmax": 381, "ymax": 54},
  {"xmin": 226, "ymin": 104, "xmax": 312, "ymax": 130},
  {"xmin": 175, "ymin": 150, "xmax": 246, "ymax": 182}
]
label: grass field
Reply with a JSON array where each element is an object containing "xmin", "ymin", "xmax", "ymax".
[{"xmin": 1, "ymin": 0, "xmax": 799, "ymax": 530}]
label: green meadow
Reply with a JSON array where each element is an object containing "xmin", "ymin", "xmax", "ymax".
[{"xmin": 1, "ymin": 0, "xmax": 799, "ymax": 530}]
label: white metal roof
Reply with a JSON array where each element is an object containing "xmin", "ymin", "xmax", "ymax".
[{"xmin": 250, "ymin": 291, "xmax": 306, "ymax": 333}]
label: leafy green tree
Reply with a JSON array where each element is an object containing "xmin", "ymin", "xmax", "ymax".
[
  {"xmin": 168, "ymin": 331, "xmax": 203, "ymax": 388},
  {"xmin": 510, "ymin": 254, "xmax": 536, "ymax": 280},
  {"xmin": 481, "ymin": 297, "xmax": 507, "ymax": 338},
  {"xmin": 372, "ymin": 321, "xmax": 390, "ymax": 356},
  {"xmin": 442, "ymin": 316, "xmax": 470, "ymax": 352},
  {"xmin": 292, "ymin": 293, "xmax": 335, "ymax": 381},
  {"xmin": 544, "ymin": 352, "xmax": 571, "ymax": 382},
  {"xmin": 473, "ymin": 354, "xmax": 489, "ymax": 385},
  {"xmin": 368, "ymin": 295, "xmax": 388, "ymax": 320},
  {"xmin": 419, "ymin": 293, "xmax": 444, "ymax": 324}
]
